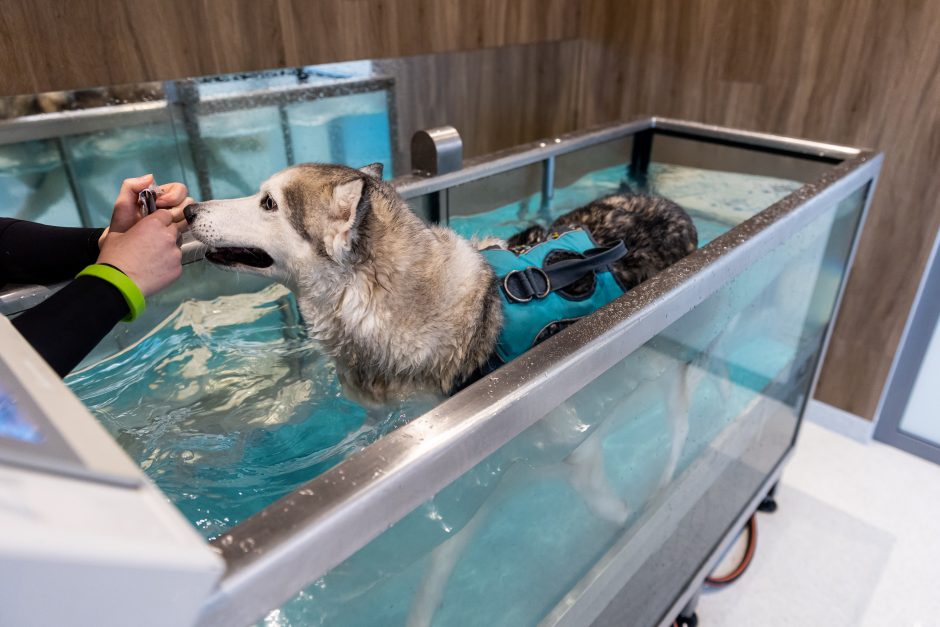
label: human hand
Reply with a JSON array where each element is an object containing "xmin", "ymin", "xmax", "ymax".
[
  {"xmin": 99, "ymin": 174, "xmax": 192, "ymax": 246},
  {"xmin": 96, "ymin": 209, "xmax": 183, "ymax": 296}
]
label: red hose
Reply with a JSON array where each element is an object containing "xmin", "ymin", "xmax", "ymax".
[{"xmin": 705, "ymin": 515, "xmax": 757, "ymax": 586}]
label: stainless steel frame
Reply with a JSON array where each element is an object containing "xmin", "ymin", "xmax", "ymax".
[
  {"xmin": 183, "ymin": 118, "xmax": 882, "ymax": 626},
  {"xmin": 0, "ymin": 102, "xmax": 170, "ymax": 147}
]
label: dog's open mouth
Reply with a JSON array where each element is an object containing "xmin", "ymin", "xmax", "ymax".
[{"xmin": 205, "ymin": 246, "xmax": 274, "ymax": 268}]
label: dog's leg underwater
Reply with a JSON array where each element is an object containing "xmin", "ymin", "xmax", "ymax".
[
  {"xmin": 658, "ymin": 359, "xmax": 698, "ymax": 491},
  {"xmin": 406, "ymin": 505, "xmax": 490, "ymax": 627},
  {"xmin": 565, "ymin": 429, "xmax": 631, "ymax": 525}
]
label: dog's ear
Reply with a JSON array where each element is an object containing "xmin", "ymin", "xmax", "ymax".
[
  {"xmin": 359, "ymin": 162, "xmax": 383, "ymax": 180},
  {"xmin": 326, "ymin": 177, "xmax": 366, "ymax": 261}
]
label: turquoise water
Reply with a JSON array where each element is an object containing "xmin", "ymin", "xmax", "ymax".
[
  {"xmin": 67, "ymin": 285, "xmax": 430, "ymax": 539},
  {"xmin": 65, "ymin": 160, "xmax": 807, "ymax": 622}
]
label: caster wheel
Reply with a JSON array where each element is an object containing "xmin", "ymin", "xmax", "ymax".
[
  {"xmin": 758, "ymin": 496, "xmax": 778, "ymax": 513},
  {"xmin": 675, "ymin": 612, "xmax": 698, "ymax": 627}
]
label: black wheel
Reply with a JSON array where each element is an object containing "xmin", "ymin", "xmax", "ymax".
[
  {"xmin": 675, "ymin": 612, "xmax": 698, "ymax": 627},
  {"xmin": 758, "ymin": 495, "xmax": 778, "ymax": 513}
]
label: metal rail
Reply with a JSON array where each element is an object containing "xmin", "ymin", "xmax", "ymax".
[
  {"xmin": 0, "ymin": 101, "xmax": 170, "ymax": 146},
  {"xmin": 194, "ymin": 119, "xmax": 881, "ymax": 626},
  {"xmin": 391, "ymin": 117, "xmax": 861, "ymax": 200}
]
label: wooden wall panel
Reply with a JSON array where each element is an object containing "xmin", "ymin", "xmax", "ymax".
[
  {"xmin": 278, "ymin": 0, "xmax": 581, "ymax": 65},
  {"xmin": 578, "ymin": 0, "xmax": 940, "ymax": 420},
  {"xmin": 376, "ymin": 40, "xmax": 584, "ymax": 165},
  {"xmin": 0, "ymin": 0, "xmax": 581, "ymax": 96},
  {"xmin": 0, "ymin": 1, "xmax": 288, "ymax": 96}
]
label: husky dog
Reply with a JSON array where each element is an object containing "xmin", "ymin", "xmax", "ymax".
[{"xmin": 185, "ymin": 163, "xmax": 696, "ymax": 403}]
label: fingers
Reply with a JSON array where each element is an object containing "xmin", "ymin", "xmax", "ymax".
[
  {"xmin": 114, "ymin": 174, "xmax": 156, "ymax": 211},
  {"xmin": 118, "ymin": 173, "xmax": 156, "ymax": 200},
  {"xmin": 110, "ymin": 173, "xmax": 155, "ymax": 233},
  {"xmin": 167, "ymin": 196, "xmax": 193, "ymax": 234},
  {"xmin": 155, "ymin": 182, "xmax": 189, "ymax": 208},
  {"xmin": 148, "ymin": 208, "xmax": 176, "ymax": 227},
  {"xmin": 110, "ymin": 176, "xmax": 189, "ymax": 236}
]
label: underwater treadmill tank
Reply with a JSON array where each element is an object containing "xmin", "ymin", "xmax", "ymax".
[{"xmin": 6, "ymin": 118, "xmax": 880, "ymax": 627}]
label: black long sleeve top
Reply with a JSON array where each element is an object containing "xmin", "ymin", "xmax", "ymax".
[{"xmin": 1, "ymin": 218, "xmax": 129, "ymax": 376}]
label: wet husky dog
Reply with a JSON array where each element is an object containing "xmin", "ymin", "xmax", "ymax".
[{"xmin": 185, "ymin": 163, "xmax": 697, "ymax": 404}]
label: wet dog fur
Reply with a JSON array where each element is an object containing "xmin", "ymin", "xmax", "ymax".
[{"xmin": 186, "ymin": 163, "xmax": 697, "ymax": 403}]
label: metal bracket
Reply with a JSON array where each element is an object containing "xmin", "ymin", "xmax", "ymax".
[
  {"xmin": 169, "ymin": 79, "xmax": 214, "ymax": 201},
  {"xmin": 629, "ymin": 128, "xmax": 654, "ymax": 185},
  {"xmin": 410, "ymin": 126, "xmax": 462, "ymax": 177}
]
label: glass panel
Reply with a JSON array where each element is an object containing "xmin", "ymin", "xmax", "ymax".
[
  {"xmin": 447, "ymin": 137, "xmax": 804, "ymax": 248},
  {"xmin": 0, "ymin": 140, "xmax": 82, "ymax": 226},
  {"xmin": 404, "ymin": 193, "xmax": 438, "ymax": 223},
  {"xmin": 445, "ymin": 162, "xmax": 544, "ymax": 238},
  {"xmin": 65, "ymin": 118, "xmax": 190, "ymax": 226},
  {"xmin": 197, "ymin": 107, "xmax": 290, "ymax": 199},
  {"xmin": 287, "ymin": 90, "xmax": 393, "ymax": 175},
  {"xmin": 256, "ymin": 185, "xmax": 869, "ymax": 627},
  {"xmin": 651, "ymin": 133, "xmax": 834, "ymax": 183},
  {"xmin": 554, "ymin": 136, "xmax": 633, "ymax": 189}
]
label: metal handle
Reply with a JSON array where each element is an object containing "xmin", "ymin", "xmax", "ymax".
[{"xmin": 410, "ymin": 126, "xmax": 463, "ymax": 177}]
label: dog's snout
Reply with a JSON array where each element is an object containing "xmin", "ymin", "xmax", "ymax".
[{"xmin": 183, "ymin": 203, "xmax": 198, "ymax": 224}]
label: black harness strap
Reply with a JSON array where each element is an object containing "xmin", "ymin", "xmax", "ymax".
[{"xmin": 502, "ymin": 241, "xmax": 627, "ymax": 303}]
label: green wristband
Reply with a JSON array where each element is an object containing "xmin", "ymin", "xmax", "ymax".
[{"xmin": 76, "ymin": 263, "xmax": 146, "ymax": 322}]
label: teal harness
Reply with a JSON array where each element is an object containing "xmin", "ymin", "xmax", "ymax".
[{"xmin": 480, "ymin": 228, "xmax": 627, "ymax": 364}]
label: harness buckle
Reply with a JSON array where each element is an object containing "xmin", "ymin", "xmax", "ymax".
[{"xmin": 503, "ymin": 267, "xmax": 551, "ymax": 303}]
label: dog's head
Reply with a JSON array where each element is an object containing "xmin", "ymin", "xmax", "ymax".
[{"xmin": 185, "ymin": 162, "xmax": 385, "ymax": 286}]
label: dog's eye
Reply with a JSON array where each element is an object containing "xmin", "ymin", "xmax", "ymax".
[{"xmin": 261, "ymin": 194, "xmax": 278, "ymax": 212}]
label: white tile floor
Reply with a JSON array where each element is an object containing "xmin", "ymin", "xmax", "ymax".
[{"xmin": 697, "ymin": 421, "xmax": 940, "ymax": 627}]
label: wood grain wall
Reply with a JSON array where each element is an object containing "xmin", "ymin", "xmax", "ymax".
[
  {"xmin": 577, "ymin": 0, "xmax": 940, "ymax": 420},
  {"xmin": 376, "ymin": 41, "xmax": 584, "ymax": 165},
  {"xmin": 0, "ymin": 0, "xmax": 580, "ymax": 96}
]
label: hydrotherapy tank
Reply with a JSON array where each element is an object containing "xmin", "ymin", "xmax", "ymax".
[{"xmin": 0, "ymin": 70, "xmax": 881, "ymax": 627}]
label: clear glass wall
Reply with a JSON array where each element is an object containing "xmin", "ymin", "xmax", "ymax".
[{"xmin": 259, "ymin": 184, "xmax": 868, "ymax": 627}]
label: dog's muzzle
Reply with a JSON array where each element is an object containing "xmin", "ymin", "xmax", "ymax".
[{"xmin": 183, "ymin": 203, "xmax": 198, "ymax": 224}]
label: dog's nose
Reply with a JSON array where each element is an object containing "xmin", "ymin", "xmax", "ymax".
[{"xmin": 183, "ymin": 203, "xmax": 198, "ymax": 224}]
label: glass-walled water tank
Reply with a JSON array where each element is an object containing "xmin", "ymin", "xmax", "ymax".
[
  {"xmin": 197, "ymin": 123, "xmax": 873, "ymax": 627},
  {"xmin": 3, "ymin": 118, "xmax": 879, "ymax": 626},
  {"xmin": 0, "ymin": 139, "xmax": 84, "ymax": 225}
]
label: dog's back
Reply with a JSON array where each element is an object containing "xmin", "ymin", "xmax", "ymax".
[{"xmin": 506, "ymin": 194, "xmax": 698, "ymax": 292}]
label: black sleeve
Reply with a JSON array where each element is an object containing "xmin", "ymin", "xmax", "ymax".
[
  {"xmin": 12, "ymin": 275, "xmax": 129, "ymax": 377},
  {"xmin": 0, "ymin": 218, "xmax": 105, "ymax": 285}
]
